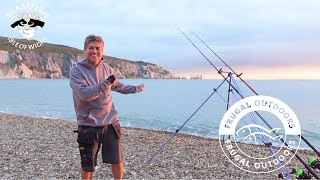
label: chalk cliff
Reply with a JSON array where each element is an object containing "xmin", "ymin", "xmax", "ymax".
[{"xmin": 0, "ymin": 37, "xmax": 174, "ymax": 79}]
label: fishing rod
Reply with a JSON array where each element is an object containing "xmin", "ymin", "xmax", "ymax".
[
  {"xmin": 191, "ymin": 30, "xmax": 320, "ymax": 158},
  {"xmin": 229, "ymin": 72, "xmax": 291, "ymax": 179},
  {"xmin": 228, "ymin": 88, "xmax": 320, "ymax": 179},
  {"xmin": 184, "ymin": 28, "xmax": 320, "ymax": 179},
  {"xmin": 289, "ymin": 156, "xmax": 320, "ymax": 179},
  {"xmin": 178, "ymin": 28, "xmax": 319, "ymax": 179},
  {"xmin": 191, "ymin": 31, "xmax": 256, "ymax": 94},
  {"xmin": 145, "ymin": 78, "xmax": 227, "ymax": 164},
  {"xmin": 178, "ymin": 28, "xmax": 290, "ymax": 179},
  {"xmin": 229, "ymin": 74, "xmax": 319, "ymax": 179},
  {"xmin": 279, "ymin": 168, "xmax": 312, "ymax": 179},
  {"xmin": 281, "ymin": 159, "xmax": 320, "ymax": 180}
]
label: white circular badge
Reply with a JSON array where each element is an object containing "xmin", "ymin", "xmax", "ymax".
[{"xmin": 219, "ymin": 95, "xmax": 301, "ymax": 174}]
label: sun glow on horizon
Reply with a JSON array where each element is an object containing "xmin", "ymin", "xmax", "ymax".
[{"xmin": 175, "ymin": 65, "xmax": 320, "ymax": 80}]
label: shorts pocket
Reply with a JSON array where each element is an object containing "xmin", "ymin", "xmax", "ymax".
[
  {"xmin": 77, "ymin": 127, "xmax": 95, "ymax": 153},
  {"xmin": 112, "ymin": 121, "xmax": 121, "ymax": 139}
]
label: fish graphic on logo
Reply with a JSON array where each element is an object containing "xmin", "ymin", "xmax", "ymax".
[{"xmin": 236, "ymin": 124, "xmax": 282, "ymax": 143}]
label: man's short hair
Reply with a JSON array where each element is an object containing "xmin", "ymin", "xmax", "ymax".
[{"xmin": 84, "ymin": 35, "xmax": 104, "ymax": 49}]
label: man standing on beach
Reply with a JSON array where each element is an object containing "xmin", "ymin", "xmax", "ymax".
[{"xmin": 69, "ymin": 35, "xmax": 144, "ymax": 180}]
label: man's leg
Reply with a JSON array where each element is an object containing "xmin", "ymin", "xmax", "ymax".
[
  {"xmin": 81, "ymin": 171, "xmax": 93, "ymax": 179},
  {"xmin": 102, "ymin": 121, "xmax": 123, "ymax": 180},
  {"xmin": 111, "ymin": 163, "xmax": 123, "ymax": 180},
  {"xmin": 81, "ymin": 142, "xmax": 100, "ymax": 179},
  {"xmin": 77, "ymin": 127, "xmax": 100, "ymax": 180}
]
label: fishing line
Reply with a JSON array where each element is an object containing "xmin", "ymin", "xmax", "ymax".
[
  {"xmin": 191, "ymin": 30, "xmax": 320, "ymax": 158},
  {"xmin": 178, "ymin": 28, "xmax": 290, "ymax": 178},
  {"xmin": 185, "ymin": 29, "xmax": 319, "ymax": 179}
]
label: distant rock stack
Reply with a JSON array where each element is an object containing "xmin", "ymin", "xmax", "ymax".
[{"xmin": 190, "ymin": 75, "xmax": 202, "ymax": 79}]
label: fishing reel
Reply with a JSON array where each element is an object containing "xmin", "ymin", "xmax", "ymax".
[
  {"xmin": 309, "ymin": 156, "xmax": 320, "ymax": 170},
  {"xmin": 292, "ymin": 168, "xmax": 312, "ymax": 179},
  {"xmin": 278, "ymin": 168, "xmax": 312, "ymax": 179}
]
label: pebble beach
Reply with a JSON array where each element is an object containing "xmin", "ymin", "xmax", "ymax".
[{"xmin": 0, "ymin": 113, "xmax": 317, "ymax": 179}]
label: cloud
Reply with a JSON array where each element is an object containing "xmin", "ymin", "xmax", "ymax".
[{"xmin": 2, "ymin": 0, "xmax": 320, "ymax": 79}]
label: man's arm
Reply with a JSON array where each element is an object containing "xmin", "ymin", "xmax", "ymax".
[
  {"xmin": 112, "ymin": 81, "xmax": 144, "ymax": 94},
  {"xmin": 69, "ymin": 68, "xmax": 109, "ymax": 101}
]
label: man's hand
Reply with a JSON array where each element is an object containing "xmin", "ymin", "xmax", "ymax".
[
  {"xmin": 103, "ymin": 74, "xmax": 118, "ymax": 90},
  {"xmin": 137, "ymin": 84, "xmax": 144, "ymax": 92},
  {"xmin": 112, "ymin": 74, "xmax": 119, "ymax": 85},
  {"xmin": 106, "ymin": 74, "xmax": 118, "ymax": 85}
]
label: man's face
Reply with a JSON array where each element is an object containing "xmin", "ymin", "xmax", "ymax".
[{"xmin": 84, "ymin": 41, "xmax": 104, "ymax": 66}]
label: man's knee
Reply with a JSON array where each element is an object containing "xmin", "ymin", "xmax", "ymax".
[
  {"xmin": 81, "ymin": 170, "xmax": 93, "ymax": 179},
  {"xmin": 111, "ymin": 163, "xmax": 123, "ymax": 179},
  {"xmin": 111, "ymin": 162, "xmax": 123, "ymax": 168},
  {"xmin": 80, "ymin": 153, "xmax": 95, "ymax": 172}
]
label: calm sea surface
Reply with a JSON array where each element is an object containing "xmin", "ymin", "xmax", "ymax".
[{"xmin": 0, "ymin": 79, "xmax": 319, "ymax": 149}]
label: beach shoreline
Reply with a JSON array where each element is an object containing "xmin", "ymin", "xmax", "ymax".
[{"xmin": 0, "ymin": 113, "xmax": 317, "ymax": 179}]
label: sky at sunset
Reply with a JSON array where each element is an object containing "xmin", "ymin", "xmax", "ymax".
[{"xmin": 1, "ymin": 0, "xmax": 320, "ymax": 79}]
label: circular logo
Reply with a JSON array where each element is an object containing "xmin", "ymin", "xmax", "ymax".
[
  {"xmin": 219, "ymin": 95, "xmax": 301, "ymax": 173},
  {"xmin": 5, "ymin": 3, "xmax": 49, "ymax": 49}
]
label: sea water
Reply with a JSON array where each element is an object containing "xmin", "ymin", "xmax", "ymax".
[{"xmin": 0, "ymin": 79, "xmax": 319, "ymax": 149}]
